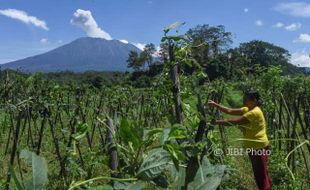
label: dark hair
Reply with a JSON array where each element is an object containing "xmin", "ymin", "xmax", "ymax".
[{"xmin": 244, "ymin": 90, "xmax": 262, "ymax": 106}]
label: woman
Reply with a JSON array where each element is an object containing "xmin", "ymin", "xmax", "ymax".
[{"xmin": 208, "ymin": 90, "xmax": 271, "ymax": 190}]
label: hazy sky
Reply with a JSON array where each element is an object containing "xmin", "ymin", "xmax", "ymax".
[{"xmin": 0, "ymin": 0, "xmax": 309, "ymax": 66}]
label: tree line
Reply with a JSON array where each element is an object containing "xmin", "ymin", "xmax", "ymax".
[{"xmin": 127, "ymin": 24, "xmax": 305, "ymax": 84}]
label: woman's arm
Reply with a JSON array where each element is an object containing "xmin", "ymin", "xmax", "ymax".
[
  {"xmin": 215, "ymin": 116, "xmax": 249, "ymax": 126},
  {"xmin": 208, "ymin": 100, "xmax": 244, "ymax": 115}
]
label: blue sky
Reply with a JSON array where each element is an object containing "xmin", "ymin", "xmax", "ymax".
[{"xmin": 0, "ymin": 0, "xmax": 309, "ymax": 66}]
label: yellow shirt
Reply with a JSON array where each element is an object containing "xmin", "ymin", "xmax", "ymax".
[{"xmin": 241, "ymin": 106, "xmax": 269, "ymax": 149}]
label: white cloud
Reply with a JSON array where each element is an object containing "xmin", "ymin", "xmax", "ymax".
[
  {"xmin": 291, "ymin": 50, "xmax": 310, "ymax": 67},
  {"xmin": 40, "ymin": 38, "xmax": 48, "ymax": 44},
  {"xmin": 273, "ymin": 22, "xmax": 284, "ymax": 28},
  {"xmin": 275, "ymin": 2, "xmax": 310, "ymax": 18},
  {"xmin": 244, "ymin": 8, "xmax": 249, "ymax": 13},
  {"xmin": 133, "ymin": 42, "xmax": 146, "ymax": 50},
  {"xmin": 294, "ymin": 33, "xmax": 310, "ymax": 43},
  {"xmin": 57, "ymin": 40, "xmax": 63, "ymax": 43},
  {"xmin": 273, "ymin": 22, "xmax": 302, "ymax": 32},
  {"xmin": 71, "ymin": 9, "xmax": 112, "ymax": 40},
  {"xmin": 119, "ymin": 40, "xmax": 146, "ymax": 50},
  {"xmin": 0, "ymin": 9, "xmax": 49, "ymax": 30},
  {"xmin": 255, "ymin": 20, "xmax": 263, "ymax": 26},
  {"xmin": 285, "ymin": 23, "xmax": 302, "ymax": 31},
  {"xmin": 120, "ymin": 39, "xmax": 129, "ymax": 44}
]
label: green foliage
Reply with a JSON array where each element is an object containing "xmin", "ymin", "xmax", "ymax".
[
  {"xmin": 143, "ymin": 43, "xmax": 156, "ymax": 67},
  {"xmin": 169, "ymin": 166, "xmax": 186, "ymax": 190},
  {"xmin": 127, "ymin": 51, "xmax": 143, "ymax": 71},
  {"xmin": 73, "ymin": 122, "xmax": 89, "ymax": 141},
  {"xmin": 88, "ymin": 185, "xmax": 113, "ymax": 190},
  {"xmin": 238, "ymin": 40, "xmax": 290, "ymax": 67},
  {"xmin": 187, "ymin": 24, "xmax": 233, "ymax": 55},
  {"xmin": 163, "ymin": 143, "xmax": 186, "ymax": 170},
  {"xmin": 20, "ymin": 150, "xmax": 48, "ymax": 190},
  {"xmin": 114, "ymin": 181, "xmax": 144, "ymax": 190},
  {"xmin": 163, "ymin": 21, "xmax": 185, "ymax": 33},
  {"xmin": 127, "ymin": 43, "xmax": 157, "ymax": 71},
  {"xmin": 1, "ymin": 21, "xmax": 309, "ymax": 190},
  {"xmin": 10, "ymin": 150, "xmax": 48, "ymax": 190},
  {"xmin": 119, "ymin": 119, "xmax": 143, "ymax": 149},
  {"xmin": 137, "ymin": 148, "xmax": 171, "ymax": 180},
  {"xmin": 9, "ymin": 164, "xmax": 24, "ymax": 190},
  {"xmin": 188, "ymin": 158, "xmax": 226, "ymax": 190}
]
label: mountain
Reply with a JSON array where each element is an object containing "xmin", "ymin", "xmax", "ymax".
[
  {"xmin": 1, "ymin": 37, "xmax": 141, "ymax": 73},
  {"xmin": 303, "ymin": 67, "xmax": 310, "ymax": 72}
]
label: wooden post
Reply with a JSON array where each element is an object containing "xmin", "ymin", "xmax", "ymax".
[
  {"xmin": 183, "ymin": 88, "xmax": 225, "ymax": 190},
  {"xmin": 105, "ymin": 117, "xmax": 119, "ymax": 177},
  {"xmin": 183, "ymin": 94, "xmax": 206, "ymax": 190},
  {"xmin": 36, "ymin": 108, "xmax": 47, "ymax": 155},
  {"xmin": 48, "ymin": 117, "xmax": 67, "ymax": 185},
  {"xmin": 294, "ymin": 98, "xmax": 310, "ymax": 153},
  {"xmin": 5, "ymin": 111, "xmax": 22, "ymax": 190},
  {"xmin": 278, "ymin": 97, "xmax": 283, "ymax": 150},
  {"xmin": 271, "ymin": 88, "xmax": 276, "ymax": 139},
  {"xmin": 281, "ymin": 93, "xmax": 310, "ymax": 183},
  {"xmin": 168, "ymin": 41, "xmax": 183, "ymax": 124}
]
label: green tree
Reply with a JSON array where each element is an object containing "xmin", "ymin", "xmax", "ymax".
[
  {"xmin": 158, "ymin": 43, "xmax": 169, "ymax": 63},
  {"xmin": 127, "ymin": 50, "xmax": 144, "ymax": 71},
  {"xmin": 143, "ymin": 43, "xmax": 156, "ymax": 67},
  {"xmin": 237, "ymin": 40, "xmax": 290, "ymax": 67},
  {"xmin": 127, "ymin": 44, "xmax": 157, "ymax": 71},
  {"xmin": 184, "ymin": 25, "xmax": 233, "ymax": 79},
  {"xmin": 186, "ymin": 24, "xmax": 233, "ymax": 63},
  {"xmin": 236, "ymin": 40, "xmax": 304, "ymax": 75}
]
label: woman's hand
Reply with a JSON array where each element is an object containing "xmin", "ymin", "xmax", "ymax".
[{"xmin": 208, "ymin": 100, "xmax": 218, "ymax": 107}]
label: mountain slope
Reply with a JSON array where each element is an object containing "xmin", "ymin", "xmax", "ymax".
[
  {"xmin": 1, "ymin": 37, "xmax": 141, "ymax": 72},
  {"xmin": 303, "ymin": 67, "xmax": 310, "ymax": 72}
]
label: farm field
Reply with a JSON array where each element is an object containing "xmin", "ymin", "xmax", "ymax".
[
  {"xmin": 0, "ymin": 1, "xmax": 309, "ymax": 189},
  {"xmin": 0, "ymin": 24, "xmax": 309, "ymax": 189}
]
